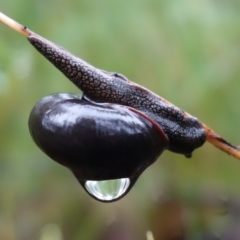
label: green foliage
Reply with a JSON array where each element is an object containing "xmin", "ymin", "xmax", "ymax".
[{"xmin": 0, "ymin": 0, "xmax": 240, "ymax": 239}]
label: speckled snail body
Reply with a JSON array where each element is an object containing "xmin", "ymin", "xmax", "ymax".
[
  {"xmin": 27, "ymin": 34, "xmax": 206, "ymax": 157},
  {"xmin": 1, "ymin": 12, "xmax": 240, "ymax": 202}
]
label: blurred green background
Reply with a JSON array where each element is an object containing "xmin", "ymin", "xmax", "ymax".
[{"xmin": 0, "ymin": 0, "xmax": 240, "ymax": 239}]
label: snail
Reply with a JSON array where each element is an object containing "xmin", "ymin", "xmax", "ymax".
[{"xmin": 0, "ymin": 12, "xmax": 240, "ymax": 202}]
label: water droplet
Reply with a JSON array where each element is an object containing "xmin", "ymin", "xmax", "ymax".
[{"xmin": 84, "ymin": 178, "xmax": 130, "ymax": 202}]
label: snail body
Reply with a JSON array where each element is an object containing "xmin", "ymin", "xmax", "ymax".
[{"xmin": 28, "ymin": 35, "xmax": 206, "ymax": 157}]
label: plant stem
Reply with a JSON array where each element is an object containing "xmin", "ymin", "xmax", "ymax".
[
  {"xmin": 0, "ymin": 11, "xmax": 32, "ymax": 37},
  {"xmin": 203, "ymin": 123, "xmax": 240, "ymax": 160}
]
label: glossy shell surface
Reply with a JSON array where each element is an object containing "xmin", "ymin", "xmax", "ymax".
[{"xmin": 29, "ymin": 93, "xmax": 169, "ymax": 180}]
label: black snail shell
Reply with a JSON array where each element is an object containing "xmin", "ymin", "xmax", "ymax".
[{"xmin": 29, "ymin": 93, "xmax": 169, "ymax": 202}]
